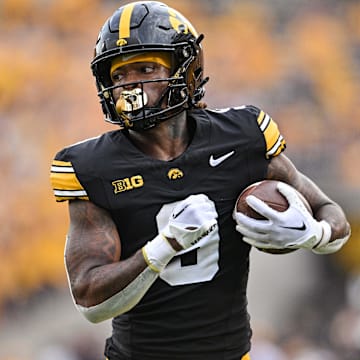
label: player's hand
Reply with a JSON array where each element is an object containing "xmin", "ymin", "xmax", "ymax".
[
  {"xmin": 162, "ymin": 194, "xmax": 218, "ymax": 250},
  {"xmin": 143, "ymin": 194, "xmax": 217, "ymax": 272},
  {"xmin": 233, "ymin": 182, "xmax": 331, "ymax": 250}
]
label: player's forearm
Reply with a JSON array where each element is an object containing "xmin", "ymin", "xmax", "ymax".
[
  {"xmin": 267, "ymin": 155, "xmax": 351, "ymax": 242},
  {"xmin": 66, "ymin": 200, "xmax": 152, "ymax": 309},
  {"xmin": 294, "ymin": 173, "xmax": 351, "ymax": 242},
  {"xmin": 75, "ymin": 267, "xmax": 159, "ymax": 323},
  {"xmin": 66, "ymin": 248, "xmax": 148, "ymax": 307},
  {"xmin": 314, "ymin": 202, "xmax": 351, "ymax": 242},
  {"xmin": 66, "ymin": 248, "xmax": 159, "ymax": 323}
]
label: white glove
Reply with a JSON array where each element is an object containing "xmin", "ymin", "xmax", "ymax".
[
  {"xmin": 162, "ymin": 194, "xmax": 218, "ymax": 249},
  {"xmin": 233, "ymin": 182, "xmax": 331, "ymax": 250},
  {"xmin": 143, "ymin": 194, "xmax": 218, "ymax": 272}
]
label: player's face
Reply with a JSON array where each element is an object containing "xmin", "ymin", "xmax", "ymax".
[{"xmin": 111, "ymin": 62, "xmax": 170, "ymax": 109}]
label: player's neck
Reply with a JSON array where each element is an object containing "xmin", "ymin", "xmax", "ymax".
[{"xmin": 127, "ymin": 112, "xmax": 193, "ymax": 161}]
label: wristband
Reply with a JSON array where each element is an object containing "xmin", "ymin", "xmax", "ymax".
[{"xmin": 142, "ymin": 234, "xmax": 177, "ymax": 273}]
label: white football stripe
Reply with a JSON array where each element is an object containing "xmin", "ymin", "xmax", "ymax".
[
  {"xmin": 51, "ymin": 165, "xmax": 74, "ymax": 173},
  {"xmin": 54, "ymin": 189, "xmax": 87, "ymax": 197},
  {"xmin": 267, "ymin": 135, "xmax": 284, "ymax": 156},
  {"xmin": 260, "ymin": 113, "xmax": 271, "ymax": 132}
]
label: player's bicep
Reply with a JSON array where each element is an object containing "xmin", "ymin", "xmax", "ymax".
[
  {"xmin": 266, "ymin": 153, "xmax": 298, "ymax": 184},
  {"xmin": 65, "ymin": 200, "xmax": 121, "ymax": 297}
]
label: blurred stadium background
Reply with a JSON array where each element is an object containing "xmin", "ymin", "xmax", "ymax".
[{"xmin": 1, "ymin": 0, "xmax": 359, "ymax": 359}]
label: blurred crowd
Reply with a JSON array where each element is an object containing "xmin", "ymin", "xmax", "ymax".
[
  {"xmin": 0, "ymin": 0, "xmax": 359, "ymax": 358},
  {"xmin": 250, "ymin": 257, "xmax": 360, "ymax": 360}
]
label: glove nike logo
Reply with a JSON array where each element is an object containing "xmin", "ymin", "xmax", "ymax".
[
  {"xmin": 209, "ymin": 150, "xmax": 235, "ymax": 167},
  {"xmin": 281, "ymin": 223, "xmax": 307, "ymax": 231},
  {"xmin": 172, "ymin": 204, "xmax": 190, "ymax": 219}
]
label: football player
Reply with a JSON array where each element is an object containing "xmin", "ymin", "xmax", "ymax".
[{"xmin": 50, "ymin": 2, "xmax": 351, "ymax": 359}]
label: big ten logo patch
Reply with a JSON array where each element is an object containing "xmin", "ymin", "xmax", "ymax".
[
  {"xmin": 112, "ymin": 175, "xmax": 144, "ymax": 193},
  {"xmin": 167, "ymin": 168, "xmax": 184, "ymax": 180}
]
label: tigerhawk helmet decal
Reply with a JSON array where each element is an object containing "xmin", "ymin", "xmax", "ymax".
[{"xmin": 91, "ymin": 1, "xmax": 208, "ymax": 131}]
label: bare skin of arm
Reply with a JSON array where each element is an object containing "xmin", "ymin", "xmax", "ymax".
[
  {"xmin": 65, "ymin": 200, "xmax": 181, "ymax": 308},
  {"xmin": 65, "ymin": 200, "xmax": 146, "ymax": 307},
  {"xmin": 267, "ymin": 153, "xmax": 351, "ymax": 242}
]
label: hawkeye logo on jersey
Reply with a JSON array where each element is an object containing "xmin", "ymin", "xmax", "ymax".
[
  {"xmin": 167, "ymin": 168, "xmax": 184, "ymax": 180},
  {"xmin": 112, "ymin": 175, "xmax": 144, "ymax": 193}
]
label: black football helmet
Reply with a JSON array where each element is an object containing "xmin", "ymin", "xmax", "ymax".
[{"xmin": 91, "ymin": 1, "xmax": 208, "ymax": 131}]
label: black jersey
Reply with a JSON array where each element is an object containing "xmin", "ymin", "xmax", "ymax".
[{"xmin": 50, "ymin": 105, "xmax": 286, "ymax": 360}]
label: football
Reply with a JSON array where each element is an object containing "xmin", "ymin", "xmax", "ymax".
[
  {"xmin": 236, "ymin": 180, "xmax": 312, "ymax": 218},
  {"xmin": 235, "ymin": 180, "xmax": 312, "ymax": 254}
]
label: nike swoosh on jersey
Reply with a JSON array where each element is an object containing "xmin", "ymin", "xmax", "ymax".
[
  {"xmin": 209, "ymin": 150, "xmax": 235, "ymax": 167},
  {"xmin": 281, "ymin": 223, "xmax": 307, "ymax": 231}
]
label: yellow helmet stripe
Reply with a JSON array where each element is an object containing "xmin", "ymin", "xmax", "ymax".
[{"xmin": 118, "ymin": 3, "xmax": 136, "ymax": 42}]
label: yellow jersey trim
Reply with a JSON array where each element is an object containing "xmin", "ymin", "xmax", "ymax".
[
  {"xmin": 257, "ymin": 111, "xmax": 286, "ymax": 159},
  {"xmin": 50, "ymin": 160, "xmax": 89, "ymax": 202}
]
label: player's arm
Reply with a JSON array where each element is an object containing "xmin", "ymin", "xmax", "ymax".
[
  {"xmin": 267, "ymin": 153, "xmax": 351, "ymax": 244},
  {"xmin": 267, "ymin": 154, "xmax": 350, "ymax": 241},
  {"xmin": 234, "ymin": 153, "xmax": 350, "ymax": 253},
  {"xmin": 65, "ymin": 195, "xmax": 218, "ymax": 323},
  {"xmin": 65, "ymin": 199, "xmax": 158, "ymax": 322}
]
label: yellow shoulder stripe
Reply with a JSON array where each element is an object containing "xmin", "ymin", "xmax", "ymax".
[
  {"xmin": 52, "ymin": 159, "xmax": 72, "ymax": 167},
  {"xmin": 257, "ymin": 111, "xmax": 286, "ymax": 158},
  {"xmin": 50, "ymin": 160, "xmax": 88, "ymax": 202}
]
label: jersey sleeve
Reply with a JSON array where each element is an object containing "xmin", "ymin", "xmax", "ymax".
[
  {"xmin": 256, "ymin": 109, "xmax": 286, "ymax": 158},
  {"xmin": 50, "ymin": 156, "xmax": 89, "ymax": 202}
]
